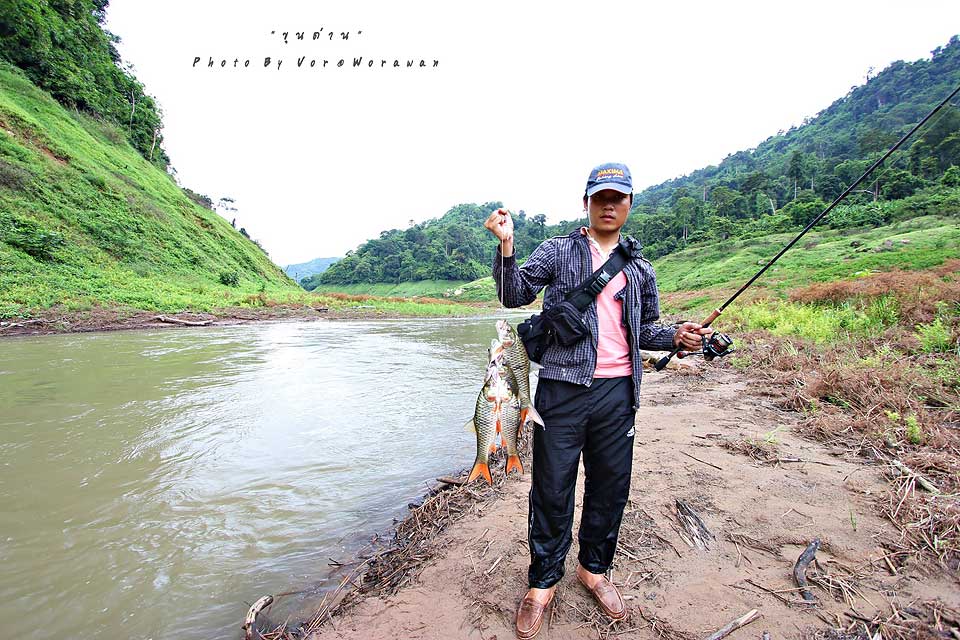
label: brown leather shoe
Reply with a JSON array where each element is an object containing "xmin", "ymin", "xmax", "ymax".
[
  {"xmin": 515, "ymin": 590, "xmax": 554, "ymax": 640},
  {"xmin": 577, "ymin": 573, "xmax": 626, "ymax": 620}
]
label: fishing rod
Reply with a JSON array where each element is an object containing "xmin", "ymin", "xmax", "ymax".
[{"xmin": 655, "ymin": 81, "xmax": 960, "ymax": 372}]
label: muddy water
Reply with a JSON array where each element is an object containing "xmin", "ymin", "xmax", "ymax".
[{"xmin": 0, "ymin": 316, "xmax": 529, "ymax": 639}]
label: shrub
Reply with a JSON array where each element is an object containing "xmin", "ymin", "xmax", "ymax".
[
  {"xmin": 0, "ymin": 158, "xmax": 32, "ymax": 190},
  {"xmin": 941, "ymin": 165, "xmax": 960, "ymax": 187},
  {"xmin": 83, "ymin": 171, "xmax": 107, "ymax": 190},
  {"xmin": 904, "ymin": 414, "xmax": 923, "ymax": 445},
  {"xmin": 0, "ymin": 212, "xmax": 64, "ymax": 260},
  {"xmin": 916, "ymin": 317, "xmax": 954, "ymax": 353},
  {"xmin": 218, "ymin": 270, "xmax": 240, "ymax": 287}
]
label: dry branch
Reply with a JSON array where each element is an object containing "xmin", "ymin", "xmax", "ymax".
[
  {"xmin": 793, "ymin": 538, "xmax": 820, "ymax": 602},
  {"xmin": 703, "ymin": 609, "xmax": 760, "ymax": 640},
  {"xmin": 889, "ymin": 458, "xmax": 941, "ymax": 494}
]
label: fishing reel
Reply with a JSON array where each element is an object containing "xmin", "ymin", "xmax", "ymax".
[{"xmin": 676, "ymin": 331, "xmax": 735, "ymax": 361}]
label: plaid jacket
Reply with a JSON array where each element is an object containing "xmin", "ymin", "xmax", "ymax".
[{"xmin": 492, "ymin": 229, "xmax": 676, "ymax": 410}]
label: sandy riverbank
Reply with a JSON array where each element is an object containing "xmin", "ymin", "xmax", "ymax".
[
  {"xmin": 0, "ymin": 302, "xmax": 503, "ymax": 338},
  {"xmin": 284, "ymin": 366, "xmax": 958, "ymax": 640}
]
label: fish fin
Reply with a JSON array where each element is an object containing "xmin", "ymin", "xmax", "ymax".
[
  {"xmin": 464, "ymin": 419, "xmax": 476, "ymax": 433},
  {"xmin": 489, "ymin": 443, "xmax": 497, "ymax": 454},
  {"xmin": 525, "ymin": 404, "xmax": 545, "ymax": 426},
  {"xmin": 506, "ymin": 455, "xmax": 523, "ymax": 475},
  {"xmin": 468, "ymin": 461, "xmax": 492, "ymax": 485}
]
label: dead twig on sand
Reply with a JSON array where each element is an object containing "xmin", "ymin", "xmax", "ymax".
[
  {"xmin": 888, "ymin": 458, "xmax": 940, "ymax": 495},
  {"xmin": 744, "ymin": 579, "xmax": 819, "ymax": 607},
  {"xmin": 675, "ymin": 499, "xmax": 715, "ymax": 550},
  {"xmin": 681, "ymin": 450, "xmax": 724, "ymax": 470},
  {"xmin": 793, "ymin": 538, "xmax": 821, "ymax": 602},
  {"xmin": 704, "ymin": 609, "xmax": 761, "ymax": 640}
]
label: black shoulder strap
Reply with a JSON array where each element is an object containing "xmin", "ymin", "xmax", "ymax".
[{"xmin": 565, "ymin": 239, "xmax": 634, "ymax": 312}]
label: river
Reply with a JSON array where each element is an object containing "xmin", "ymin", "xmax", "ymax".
[{"xmin": 0, "ymin": 315, "xmax": 531, "ymax": 639}]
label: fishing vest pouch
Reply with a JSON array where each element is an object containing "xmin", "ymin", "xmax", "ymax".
[{"xmin": 517, "ymin": 302, "xmax": 589, "ymax": 365}]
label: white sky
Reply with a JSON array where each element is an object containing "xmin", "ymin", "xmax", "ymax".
[{"xmin": 103, "ymin": 1, "xmax": 960, "ymax": 266}]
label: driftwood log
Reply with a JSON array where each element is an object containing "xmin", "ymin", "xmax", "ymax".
[
  {"xmin": 242, "ymin": 595, "xmax": 274, "ymax": 640},
  {"xmin": 155, "ymin": 315, "xmax": 213, "ymax": 327},
  {"xmin": 704, "ymin": 609, "xmax": 761, "ymax": 640},
  {"xmin": 793, "ymin": 538, "xmax": 821, "ymax": 602}
]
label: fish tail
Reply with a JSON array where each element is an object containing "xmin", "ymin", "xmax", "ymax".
[
  {"xmin": 506, "ymin": 455, "xmax": 523, "ymax": 475},
  {"xmin": 468, "ymin": 461, "xmax": 492, "ymax": 485}
]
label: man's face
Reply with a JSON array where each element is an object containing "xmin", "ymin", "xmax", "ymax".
[{"xmin": 584, "ymin": 189, "xmax": 631, "ymax": 234}]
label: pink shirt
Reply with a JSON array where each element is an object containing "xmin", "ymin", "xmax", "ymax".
[{"xmin": 581, "ymin": 228, "xmax": 632, "ymax": 378}]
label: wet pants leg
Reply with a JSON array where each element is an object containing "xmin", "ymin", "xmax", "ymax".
[{"xmin": 527, "ymin": 376, "xmax": 635, "ymax": 589}]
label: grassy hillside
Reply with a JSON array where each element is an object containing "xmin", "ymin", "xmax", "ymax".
[
  {"xmin": 0, "ymin": 62, "xmax": 309, "ymax": 319},
  {"xmin": 655, "ymin": 212, "xmax": 960, "ymax": 297}
]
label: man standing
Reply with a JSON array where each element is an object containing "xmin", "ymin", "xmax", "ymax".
[{"xmin": 484, "ymin": 162, "xmax": 711, "ymax": 639}]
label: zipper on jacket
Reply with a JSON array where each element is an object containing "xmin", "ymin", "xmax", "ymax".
[{"xmin": 580, "ymin": 237, "xmax": 597, "ymax": 386}]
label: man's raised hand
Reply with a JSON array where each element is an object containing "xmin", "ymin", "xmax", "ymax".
[
  {"xmin": 484, "ymin": 208, "xmax": 514, "ymax": 257},
  {"xmin": 484, "ymin": 208, "xmax": 514, "ymax": 241}
]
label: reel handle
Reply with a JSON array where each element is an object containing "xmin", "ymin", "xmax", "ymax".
[{"xmin": 653, "ymin": 308, "xmax": 722, "ymax": 371}]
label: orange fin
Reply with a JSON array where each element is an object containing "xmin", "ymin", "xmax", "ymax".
[
  {"xmin": 525, "ymin": 405, "xmax": 545, "ymax": 426},
  {"xmin": 468, "ymin": 461, "xmax": 492, "ymax": 485},
  {"xmin": 505, "ymin": 455, "xmax": 523, "ymax": 475},
  {"xmin": 489, "ymin": 443, "xmax": 497, "ymax": 454}
]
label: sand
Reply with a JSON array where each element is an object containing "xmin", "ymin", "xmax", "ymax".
[{"xmin": 303, "ymin": 366, "xmax": 958, "ymax": 640}]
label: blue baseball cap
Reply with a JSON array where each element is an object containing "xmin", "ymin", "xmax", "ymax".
[{"xmin": 585, "ymin": 162, "xmax": 633, "ymax": 197}]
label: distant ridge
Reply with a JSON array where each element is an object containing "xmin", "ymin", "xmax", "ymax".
[{"xmin": 284, "ymin": 257, "xmax": 340, "ymax": 284}]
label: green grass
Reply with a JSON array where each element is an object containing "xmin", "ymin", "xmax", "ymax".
[
  {"xmin": 0, "ymin": 64, "xmax": 304, "ymax": 318},
  {"xmin": 313, "ymin": 279, "xmax": 472, "ymax": 298},
  {"xmin": 725, "ymin": 294, "xmax": 906, "ymax": 343}
]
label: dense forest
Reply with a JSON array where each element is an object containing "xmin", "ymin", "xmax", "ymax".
[
  {"xmin": 0, "ymin": 0, "xmax": 169, "ymax": 168},
  {"xmin": 311, "ymin": 36, "xmax": 960, "ymax": 289}
]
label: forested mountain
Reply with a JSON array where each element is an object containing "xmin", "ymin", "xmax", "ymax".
[
  {"xmin": 314, "ymin": 36, "xmax": 960, "ymax": 288},
  {"xmin": 305, "ymin": 203, "xmax": 550, "ymax": 289},
  {"xmin": 284, "ymin": 257, "xmax": 339, "ymax": 283},
  {"xmin": 0, "ymin": 0, "xmax": 169, "ymax": 168}
]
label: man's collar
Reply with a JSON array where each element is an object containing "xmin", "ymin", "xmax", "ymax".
[
  {"xmin": 579, "ymin": 226, "xmax": 621, "ymax": 256},
  {"xmin": 575, "ymin": 227, "xmax": 644, "ymax": 260}
]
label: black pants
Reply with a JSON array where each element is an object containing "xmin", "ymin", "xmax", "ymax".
[{"xmin": 527, "ymin": 376, "xmax": 635, "ymax": 589}]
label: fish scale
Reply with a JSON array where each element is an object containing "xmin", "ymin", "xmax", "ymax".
[
  {"xmin": 496, "ymin": 320, "xmax": 544, "ymax": 431},
  {"xmin": 467, "ymin": 385, "xmax": 499, "ymax": 485}
]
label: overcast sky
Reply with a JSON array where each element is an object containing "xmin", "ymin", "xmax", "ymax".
[{"xmin": 104, "ymin": 1, "xmax": 960, "ymax": 266}]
